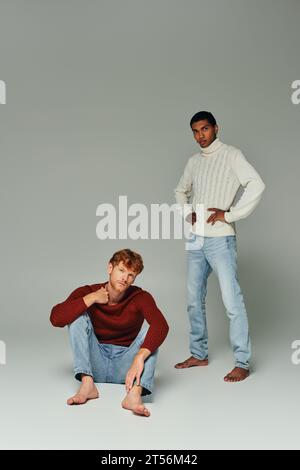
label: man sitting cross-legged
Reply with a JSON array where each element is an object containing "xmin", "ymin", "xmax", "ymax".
[{"xmin": 50, "ymin": 249, "xmax": 169, "ymax": 417}]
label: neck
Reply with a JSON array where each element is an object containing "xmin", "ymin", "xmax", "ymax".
[
  {"xmin": 106, "ymin": 281, "xmax": 126, "ymax": 305},
  {"xmin": 200, "ymin": 136, "xmax": 223, "ymax": 155}
]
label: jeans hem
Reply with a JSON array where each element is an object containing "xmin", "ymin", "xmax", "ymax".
[
  {"xmin": 139, "ymin": 381, "xmax": 153, "ymax": 396},
  {"xmin": 74, "ymin": 370, "xmax": 94, "ymax": 381},
  {"xmin": 191, "ymin": 353, "xmax": 208, "ymax": 361},
  {"xmin": 235, "ymin": 364, "xmax": 249, "ymax": 371}
]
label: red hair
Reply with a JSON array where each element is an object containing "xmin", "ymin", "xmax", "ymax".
[{"xmin": 109, "ymin": 249, "xmax": 144, "ymax": 274}]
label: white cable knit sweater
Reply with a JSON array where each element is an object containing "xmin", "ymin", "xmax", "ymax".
[{"xmin": 174, "ymin": 137, "xmax": 265, "ymax": 237}]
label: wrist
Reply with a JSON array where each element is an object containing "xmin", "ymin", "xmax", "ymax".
[
  {"xmin": 224, "ymin": 210, "xmax": 233, "ymax": 224},
  {"xmin": 136, "ymin": 348, "xmax": 151, "ymax": 360},
  {"xmin": 83, "ymin": 292, "xmax": 96, "ymax": 307}
]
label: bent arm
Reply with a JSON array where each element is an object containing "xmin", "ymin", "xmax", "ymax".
[
  {"xmin": 50, "ymin": 286, "xmax": 92, "ymax": 327},
  {"xmin": 174, "ymin": 158, "xmax": 194, "ymax": 219},
  {"xmin": 136, "ymin": 292, "xmax": 169, "ymax": 354},
  {"xmin": 224, "ymin": 150, "xmax": 266, "ymax": 223}
]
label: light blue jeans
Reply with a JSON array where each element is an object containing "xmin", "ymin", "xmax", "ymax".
[
  {"xmin": 186, "ymin": 234, "xmax": 251, "ymax": 370},
  {"xmin": 68, "ymin": 312, "xmax": 158, "ymax": 395}
]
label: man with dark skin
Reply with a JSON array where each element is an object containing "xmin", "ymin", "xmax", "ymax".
[
  {"xmin": 189, "ymin": 120, "xmax": 227, "ymax": 227},
  {"xmin": 174, "ymin": 111, "xmax": 265, "ymax": 382}
]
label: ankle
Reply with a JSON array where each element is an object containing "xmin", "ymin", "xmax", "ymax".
[
  {"xmin": 130, "ymin": 385, "xmax": 143, "ymax": 395},
  {"xmin": 81, "ymin": 374, "xmax": 94, "ymax": 384}
]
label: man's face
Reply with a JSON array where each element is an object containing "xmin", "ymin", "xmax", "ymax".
[
  {"xmin": 191, "ymin": 119, "xmax": 218, "ymax": 148},
  {"xmin": 107, "ymin": 261, "xmax": 137, "ymax": 293}
]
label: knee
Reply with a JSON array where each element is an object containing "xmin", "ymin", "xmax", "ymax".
[
  {"xmin": 220, "ymin": 279, "xmax": 244, "ymax": 310},
  {"xmin": 222, "ymin": 291, "xmax": 246, "ymax": 317},
  {"xmin": 187, "ymin": 287, "xmax": 206, "ymax": 308},
  {"xmin": 137, "ymin": 324, "xmax": 149, "ymax": 342},
  {"xmin": 68, "ymin": 312, "xmax": 91, "ymax": 332},
  {"xmin": 146, "ymin": 345, "xmax": 159, "ymax": 358}
]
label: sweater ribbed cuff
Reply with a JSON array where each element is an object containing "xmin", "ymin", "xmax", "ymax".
[{"xmin": 224, "ymin": 210, "xmax": 235, "ymax": 223}]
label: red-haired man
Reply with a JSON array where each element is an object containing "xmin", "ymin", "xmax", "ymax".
[{"xmin": 50, "ymin": 249, "xmax": 169, "ymax": 417}]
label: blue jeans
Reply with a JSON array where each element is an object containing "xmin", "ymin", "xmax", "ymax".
[
  {"xmin": 186, "ymin": 234, "xmax": 251, "ymax": 370},
  {"xmin": 68, "ymin": 312, "xmax": 158, "ymax": 395}
]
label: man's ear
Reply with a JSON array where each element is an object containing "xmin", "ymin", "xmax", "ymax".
[
  {"xmin": 107, "ymin": 263, "xmax": 113, "ymax": 275},
  {"xmin": 215, "ymin": 124, "xmax": 219, "ymax": 135}
]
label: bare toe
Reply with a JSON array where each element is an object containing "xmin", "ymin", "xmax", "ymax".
[
  {"xmin": 224, "ymin": 367, "xmax": 249, "ymax": 382},
  {"xmin": 122, "ymin": 395, "xmax": 151, "ymax": 417},
  {"xmin": 133, "ymin": 405, "xmax": 150, "ymax": 417},
  {"xmin": 175, "ymin": 356, "xmax": 208, "ymax": 369},
  {"xmin": 67, "ymin": 394, "xmax": 87, "ymax": 405},
  {"xmin": 67, "ymin": 385, "xmax": 99, "ymax": 405}
]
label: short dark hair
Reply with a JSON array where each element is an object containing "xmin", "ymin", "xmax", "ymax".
[{"xmin": 190, "ymin": 111, "xmax": 217, "ymax": 128}]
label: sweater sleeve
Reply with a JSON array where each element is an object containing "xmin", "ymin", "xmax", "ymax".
[
  {"xmin": 224, "ymin": 150, "xmax": 266, "ymax": 223},
  {"xmin": 135, "ymin": 292, "xmax": 169, "ymax": 353},
  {"xmin": 174, "ymin": 158, "xmax": 194, "ymax": 219},
  {"xmin": 50, "ymin": 285, "xmax": 92, "ymax": 327}
]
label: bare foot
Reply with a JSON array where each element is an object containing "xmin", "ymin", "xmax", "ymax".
[
  {"xmin": 174, "ymin": 356, "xmax": 208, "ymax": 369},
  {"xmin": 67, "ymin": 375, "xmax": 99, "ymax": 405},
  {"xmin": 121, "ymin": 385, "xmax": 150, "ymax": 417},
  {"xmin": 224, "ymin": 367, "xmax": 249, "ymax": 382}
]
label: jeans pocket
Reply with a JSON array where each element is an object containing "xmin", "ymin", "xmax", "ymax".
[
  {"xmin": 188, "ymin": 233, "xmax": 197, "ymax": 242},
  {"xmin": 186, "ymin": 233, "xmax": 204, "ymax": 251}
]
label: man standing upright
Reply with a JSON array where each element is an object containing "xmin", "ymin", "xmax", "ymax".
[{"xmin": 174, "ymin": 111, "xmax": 265, "ymax": 382}]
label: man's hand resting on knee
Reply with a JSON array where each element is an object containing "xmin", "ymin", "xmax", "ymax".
[{"xmin": 125, "ymin": 348, "xmax": 151, "ymax": 392}]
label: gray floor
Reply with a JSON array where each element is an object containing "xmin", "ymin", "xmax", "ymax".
[{"xmin": 1, "ymin": 310, "xmax": 299, "ymax": 450}]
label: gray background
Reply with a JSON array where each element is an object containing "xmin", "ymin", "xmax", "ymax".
[{"xmin": 0, "ymin": 0, "xmax": 299, "ymax": 450}]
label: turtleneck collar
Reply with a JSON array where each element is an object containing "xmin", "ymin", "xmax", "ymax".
[{"xmin": 200, "ymin": 137, "xmax": 223, "ymax": 156}]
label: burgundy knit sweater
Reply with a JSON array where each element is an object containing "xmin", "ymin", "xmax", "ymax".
[{"xmin": 50, "ymin": 283, "xmax": 169, "ymax": 353}]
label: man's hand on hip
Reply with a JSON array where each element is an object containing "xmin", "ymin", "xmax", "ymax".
[{"xmin": 207, "ymin": 208, "xmax": 229, "ymax": 225}]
